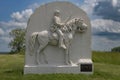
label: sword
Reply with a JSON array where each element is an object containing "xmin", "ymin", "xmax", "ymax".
[{"xmin": 64, "ymin": 15, "xmax": 72, "ymax": 24}]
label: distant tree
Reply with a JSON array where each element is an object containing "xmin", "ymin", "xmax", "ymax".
[
  {"xmin": 9, "ymin": 28, "xmax": 25, "ymax": 53},
  {"xmin": 111, "ymin": 46, "xmax": 120, "ymax": 52}
]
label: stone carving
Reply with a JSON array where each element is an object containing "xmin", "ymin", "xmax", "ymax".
[
  {"xmin": 24, "ymin": 1, "xmax": 93, "ymax": 74},
  {"xmin": 29, "ymin": 11, "xmax": 88, "ymax": 65},
  {"xmin": 50, "ymin": 10, "xmax": 72, "ymax": 49}
]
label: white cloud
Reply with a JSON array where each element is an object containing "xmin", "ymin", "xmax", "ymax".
[
  {"xmin": 112, "ymin": 0, "xmax": 118, "ymax": 7},
  {"xmin": 0, "ymin": 28, "xmax": 4, "ymax": 35},
  {"xmin": 1, "ymin": 21, "xmax": 27, "ymax": 28},
  {"xmin": 81, "ymin": 0, "xmax": 120, "ymax": 51},
  {"xmin": 28, "ymin": 3, "xmax": 39, "ymax": 10},
  {"xmin": 0, "ymin": 8, "xmax": 33, "ymax": 49},
  {"xmin": 0, "ymin": 9, "xmax": 33, "ymax": 32},
  {"xmin": 11, "ymin": 12, "xmax": 22, "ymax": 21},
  {"xmin": 91, "ymin": 18, "xmax": 120, "ymax": 51},
  {"xmin": 11, "ymin": 9, "xmax": 33, "ymax": 22},
  {"xmin": 91, "ymin": 19, "xmax": 120, "ymax": 33},
  {"xmin": 92, "ymin": 35, "xmax": 120, "ymax": 51},
  {"xmin": 1, "ymin": 36, "xmax": 12, "ymax": 43},
  {"xmin": 81, "ymin": 0, "xmax": 98, "ymax": 15}
]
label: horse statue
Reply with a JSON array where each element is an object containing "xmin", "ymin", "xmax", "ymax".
[{"xmin": 29, "ymin": 18, "xmax": 88, "ymax": 65}]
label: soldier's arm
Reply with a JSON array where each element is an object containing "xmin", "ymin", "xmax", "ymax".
[{"xmin": 54, "ymin": 17, "xmax": 64, "ymax": 27}]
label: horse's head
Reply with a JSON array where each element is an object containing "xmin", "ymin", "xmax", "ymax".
[
  {"xmin": 66, "ymin": 18, "xmax": 88, "ymax": 33},
  {"xmin": 74, "ymin": 18, "xmax": 88, "ymax": 33}
]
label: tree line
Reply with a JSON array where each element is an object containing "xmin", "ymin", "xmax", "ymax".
[{"xmin": 111, "ymin": 46, "xmax": 120, "ymax": 52}]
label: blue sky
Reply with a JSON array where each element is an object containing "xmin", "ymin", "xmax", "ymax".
[{"xmin": 0, "ymin": 0, "xmax": 120, "ymax": 52}]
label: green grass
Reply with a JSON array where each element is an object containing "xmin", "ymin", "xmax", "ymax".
[
  {"xmin": 93, "ymin": 51, "xmax": 120, "ymax": 65},
  {"xmin": 0, "ymin": 52, "xmax": 120, "ymax": 80}
]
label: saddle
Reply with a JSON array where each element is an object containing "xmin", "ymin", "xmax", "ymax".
[
  {"xmin": 49, "ymin": 25, "xmax": 69, "ymax": 45},
  {"xmin": 48, "ymin": 32, "xmax": 59, "ymax": 46},
  {"xmin": 51, "ymin": 32, "xmax": 59, "ymax": 40}
]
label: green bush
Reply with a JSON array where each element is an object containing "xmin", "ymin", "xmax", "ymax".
[{"xmin": 111, "ymin": 46, "xmax": 120, "ymax": 52}]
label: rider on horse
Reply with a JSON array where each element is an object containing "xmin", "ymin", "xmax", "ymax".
[{"xmin": 51, "ymin": 10, "xmax": 67, "ymax": 49}]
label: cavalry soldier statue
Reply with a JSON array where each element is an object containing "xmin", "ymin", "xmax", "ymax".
[{"xmin": 51, "ymin": 10, "xmax": 68, "ymax": 49}]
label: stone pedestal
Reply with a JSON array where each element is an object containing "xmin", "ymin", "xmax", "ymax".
[
  {"xmin": 24, "ymin": 65, "xmax": 80, "ymax": 74},
  {"xmin": 24, "ymin": 60, "xmax": 93, "ymax": 74}
]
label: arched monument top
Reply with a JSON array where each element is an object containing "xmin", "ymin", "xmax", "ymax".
[{"xmin": 26, "ymin": 1, "xmax": 91, "ymax": 36}]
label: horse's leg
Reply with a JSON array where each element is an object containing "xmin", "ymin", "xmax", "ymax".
[
  {"xmin": 68, "ymin": 45, "xmax": 74, "ymax": 65},
  {"xmin": 36, "ymin": 45, "xmax": 43, "ymax": 65},
  {"xmin": 42, "ymin": 51, "xmax": 48, "ymax": 64},
  {"xmin": 65, "ymin": 44, "xmax": 74, "ymax": 65},
  {"xmin": 38, "ymin": 41, "xmax": 48, "ymax": 64},
  {"xmin": 36, "ymin": 48, "xmax": 40, "ymax": 65},
  {"xmin": 64, "ymin": 39, "xmax": 71, "ymax": 65},
  {"xmin": 68, "ymin": 46, "xmax": 73, "ymax": 65},
  {"xmin": 65, "ymin": 49, "xmax": 70, "ymax": 65}
]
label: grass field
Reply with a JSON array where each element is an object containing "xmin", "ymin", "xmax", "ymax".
[{"xmin": 0, "ymin": 52, "xmax": 120, "ymax": 80}]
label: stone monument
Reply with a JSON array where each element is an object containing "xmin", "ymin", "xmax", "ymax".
[{"xmin": 24, "ymin": 1, "xmax": 93, "ymax": 74}]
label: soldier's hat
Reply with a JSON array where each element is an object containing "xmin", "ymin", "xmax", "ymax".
[{"xmin": 54, "ymin": 10, "xmax": 60, "ymax": 14}]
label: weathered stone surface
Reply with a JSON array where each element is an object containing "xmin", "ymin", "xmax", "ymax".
[{"xmin": 24, "ymin": 1, "xmax": 93, "ymax": 74}]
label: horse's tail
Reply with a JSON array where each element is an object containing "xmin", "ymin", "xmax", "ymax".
[{"xmin": 29, "ymin": 32, "xmax": 38, "ymax": 55}]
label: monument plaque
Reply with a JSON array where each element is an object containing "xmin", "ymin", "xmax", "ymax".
[{"xmin": 24, "ymin": 1, "xmax": 93, "ymax": 74}]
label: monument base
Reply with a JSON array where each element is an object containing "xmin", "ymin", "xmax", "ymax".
[{"xmin": 24, "ymin": 59, "xmax": 93, "ymax": 74}]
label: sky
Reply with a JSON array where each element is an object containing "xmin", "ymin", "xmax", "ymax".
[{"xmin": 0, "ymin": 0, "xmax": 120, "ymax": 52}]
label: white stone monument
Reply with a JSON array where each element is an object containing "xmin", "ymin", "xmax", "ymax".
[{"xmin": 24, "ymin": 1, "xmax": 93, "ymax": 74}]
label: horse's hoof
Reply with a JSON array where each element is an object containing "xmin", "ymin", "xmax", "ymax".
[
  {"xmin": 29, "ymin": 53, "xmax": 33, "ymax": 56},
  {"xmin": 36, "ymin": 61, "xmax": 40, "ymax": 65},
  {"xmin": 65, "ymin": 62, "xmax": 70, "ymax": 65},
  {"xmin": 45, "ymin": 61, "xmax": 48, "ymax": 64}
]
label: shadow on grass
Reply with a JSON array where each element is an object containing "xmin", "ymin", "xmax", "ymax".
[{"xmin": 3, "ymin": 68, "xmax": 23, "ymax": 75}]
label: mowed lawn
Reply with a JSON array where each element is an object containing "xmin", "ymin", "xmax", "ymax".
[{"xmin": 0, "ymin": 52, "xmax": 120, "ymax": 80}]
